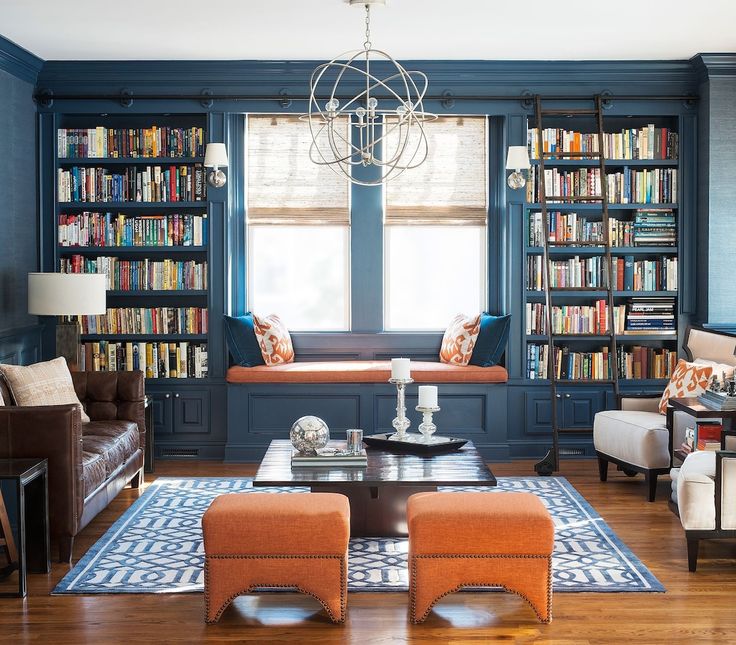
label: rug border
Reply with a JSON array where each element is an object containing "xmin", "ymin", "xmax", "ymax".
[{"xmin": 53, "ymin": 476, "xmax": 664, "ymax": 595}]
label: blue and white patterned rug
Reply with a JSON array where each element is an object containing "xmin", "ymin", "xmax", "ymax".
[{"xmin": 54, "ymin": 477, "xmax": 663, "ymax": 594}]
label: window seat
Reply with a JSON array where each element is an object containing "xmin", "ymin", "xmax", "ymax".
[{"xmin": 226, "ymin": 360, "xmax": 508, "ymax": 384}]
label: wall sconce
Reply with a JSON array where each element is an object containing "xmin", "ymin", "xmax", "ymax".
[
  {"xmin": 204, "ymin": 143, "xmax": 229, "ymax": 188},
  {"xmin": 505, "ymin": 145, "xmax": 531, "ymax": 190}
]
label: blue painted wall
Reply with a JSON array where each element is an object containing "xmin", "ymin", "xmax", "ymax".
[{"xmin": 0, "ymin": 38, "xmax": 42, "ymax": 337}]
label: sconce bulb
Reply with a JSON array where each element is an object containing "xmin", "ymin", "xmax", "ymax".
[{"xmin": 507, "ymin": 170, "xmax": 526, "ymax": 190}]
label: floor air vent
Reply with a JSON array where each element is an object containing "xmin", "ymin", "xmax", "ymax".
[
  {"xmin": 160, "ymin": 448, "xmax": 200, "ymax": 459},
  {"xmin": 559, "ymin": 448, "xmax": 585, "ymax": 457}
]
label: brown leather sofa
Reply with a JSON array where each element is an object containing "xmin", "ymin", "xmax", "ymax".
[{"xmin": 0, "ymin": 371, "xmax": 145, "ymax": 562}]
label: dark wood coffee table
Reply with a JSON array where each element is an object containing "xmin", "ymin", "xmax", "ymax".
[{"xmin": 253, "ymin": 439, "xmax": 496, "ymax": 537}]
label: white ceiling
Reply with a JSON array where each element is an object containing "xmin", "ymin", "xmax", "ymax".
[{"xmin": 2, "ymin": 0, "xmax": 735, "ymax": 61}]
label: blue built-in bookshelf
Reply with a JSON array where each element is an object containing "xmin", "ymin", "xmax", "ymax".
[{"xmin": 523, "ymin": 117, "xmax": 683, "ymax": 387}]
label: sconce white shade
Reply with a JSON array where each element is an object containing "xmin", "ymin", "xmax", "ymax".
[
  {"xmin": 506, "ymin": 145, "xmax": 531, "ymax": 170},
  {"xmin": 204, "ymin": 143, "xmax": 229, "ymax": 168},
  {"xmin": 28, "ymin": 273, "xmax": 107, "ymax": 316}
]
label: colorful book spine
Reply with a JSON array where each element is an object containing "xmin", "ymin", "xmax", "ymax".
[
  {"xmin": 73, "ymin": 307, "xmax": 208, "ymax": 335},
  {"xmin": 79, "ymin": 341, "xmax": 208, "ymax": 378},
  {"xmin": 57, "ymin": 126, "xmax": 206, "ymax": 158}
]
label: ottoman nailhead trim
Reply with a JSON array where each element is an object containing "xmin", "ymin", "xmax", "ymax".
[
  {"xmin": 409, "ymin": 554, "xmax": 553, "ymax": 625},
  {"xmin": 204, "ymin": 554, "xmax": 347, "ymax": 624}
]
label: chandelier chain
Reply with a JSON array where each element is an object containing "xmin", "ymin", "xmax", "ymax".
[{"xmin": 363, "ymin": 4, "xmax": 371, "ymax": 50}]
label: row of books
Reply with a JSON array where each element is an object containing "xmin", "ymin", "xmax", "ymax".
[
  {"xmin": 526, "ymin": 344, "xmax": 678, "ymax": 380},
  {"xmin": 631, "ymin": 210, "xmax": 676, "ymax": 246},
  {"xmin": 680, "ymin": 423, "xmax": 722, "ymax": 454},
  {"xmin": 60, "ymin": 256, "xmax": 208, "ymax": 291},
  {"xmin": 526, "ymin": 167, "xmax": 678, "ymax": 204},
  {"xmin": 627, "ymin": 297, "xmax": 676, "ymax": 332},
  {"xmin": 525, "ymin": 301, "xmax": 626, "ymax": 335},
  {"xmin": 72, "ymin": 307, "xmax": 208, "ymax": 335},
  {"xmin": 58, "ymin": 212, "xmax": 208, "ymax": 248},
  {"xmin": 526, "ymin": 255, "xmax": 677, "ymax": 291},
  {"xmin": 80, "ymin": 341, "xmax": 208, "ymax": 379},
  {"xmin": 57, "ymin": 165, "xmax": 206, "ymax": 203},
  {"xmin": 527, "ymin": 210, "xmax": 676, "ymax": 247},
  {"xmin": 527, "ymin": 125, "xmax": 678, "ymax": 160},
  {"xmin": 58, "ymin": 127, "xmax": 206, "ymax": 159}
]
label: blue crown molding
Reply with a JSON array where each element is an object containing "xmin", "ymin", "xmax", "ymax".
[
  {"xmin": 0, "ymin": 34, "xmax": 43, "ymax": 84},
  {"xmin": 690, "ymin": 53, "xmax": 736, "ymax": 83},
  {"xmin": 36, "ymin": 58, "xmax": 699, "ymax": 100}
]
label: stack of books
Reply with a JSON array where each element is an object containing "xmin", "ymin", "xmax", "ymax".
[
  {"xmin": 624, "ymin": 298, "xmax": 676, "ymax": 334},
  {"xmin": 633, "ymin": 210, "xmax": 676, "ymax": 247},
  {"xmin": 694, "ymin": 422, "xmax": 723, "ymax": 451},
  {"xmin": 698, "ymin": 390, "xmax": 736, "ymax": 411},
  {"xmin": 291, "ymin": 447, "xmax": 368, "ymax": 468}
]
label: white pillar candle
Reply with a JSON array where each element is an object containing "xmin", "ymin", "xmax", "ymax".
[
  {"xmin": 418, "ymin": 385, "xmax": 438, "ymax": 408},
  {"xmin": 391, "ymin": 357, "xmax": 411, "ymax": 380}
]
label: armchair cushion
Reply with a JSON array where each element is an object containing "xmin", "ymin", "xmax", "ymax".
[
  {"xmin": 593, "ymin": 410, "xmax": 670, "ymax": 469},
  {"xmin": 676, "ymin": 451, "xmax": 716, "ymax": 530},
  {"xmin": 0, "ymin": 357, "xmax": 90, "ymax": 422}
]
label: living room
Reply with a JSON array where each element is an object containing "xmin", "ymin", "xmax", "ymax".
[{"xmin": 0, "ymin": 1, "xmax": 735, "ymax": 642}]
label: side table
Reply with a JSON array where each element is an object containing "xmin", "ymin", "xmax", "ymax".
[
  {"xmin": 0, "ymin": 459, "xmax": 50, "ymax": 597},
  {"xmin": 668, "ymin": 397, "xmax": 736, "ymax": 462}
]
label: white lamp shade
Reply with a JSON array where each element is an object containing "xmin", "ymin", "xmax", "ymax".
[
  {"xmin": 506, "ymin": 145, "xmax": 531, "ymax": 170},
  {"xmin": 204, "ymin": 143, "xmax": 228, "ymax": 168},
  {"xmin": 28, "ymin": 273, "xmax": 107, "ymax": 316}
]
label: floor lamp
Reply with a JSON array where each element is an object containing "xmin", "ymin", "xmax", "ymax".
[{"xmin": 28, "ymin": 273, "xmax": 107, "ymax": 369}]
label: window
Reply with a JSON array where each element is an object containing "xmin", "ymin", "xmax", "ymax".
[
  {"xmin": 384, "ymin": 116, "xmax": 488, "ymax": 331},
  {"xmin": 246, "ymin": 116, "xmax": 350, "ymax": 331}
]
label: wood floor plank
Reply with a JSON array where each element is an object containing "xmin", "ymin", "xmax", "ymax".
[{"xmin": 1, "ymin": 459, "xmax": 735, "ymax": 644}]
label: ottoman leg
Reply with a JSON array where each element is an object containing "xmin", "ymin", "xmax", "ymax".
[
  {"xmin": 205, "ymin": 555, "xmax": 347, "ymax": 624},
  {"xmin": 410, "ymin": 555, "xmax": 552, "ymax": 624}
]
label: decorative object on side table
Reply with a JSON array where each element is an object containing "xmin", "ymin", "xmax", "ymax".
[
  {"xmin": 289, "ymin": 415, "xmax": 330, "ymax": 455},
  {"xmin": 389, "ymin": 358, "xmax": 413, "ymax": 440},
  {"xmin": 291, "ymin": 443, "xmax": 368, "ymax": 468},
  {"xmin": 698, "ymin": 370, "xmax": 736, "ymax": 410}
]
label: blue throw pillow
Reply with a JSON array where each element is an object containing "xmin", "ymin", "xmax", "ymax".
[
  {"xmin": 223, "ymin": 313, "xmax": 265, "ymax": 367},
  {"xmin": 469, "ymin": 313, "xmax": 511, "ymax": 367}
]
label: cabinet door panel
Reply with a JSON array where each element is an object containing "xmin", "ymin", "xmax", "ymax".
[
  {"xmin": 524, "ymin": 392, "xmax": 553, "ymax": 436},
  {"xmin": 174, "ymin": 389, "xmax": 211, "ymax": 434},
  {"xmin": 150, "ymin": 392, "xmax": 174, "ymax": 436},
  {"xmin": 561, "ymin": 391, "xmax": 604, "ymax": 428}
]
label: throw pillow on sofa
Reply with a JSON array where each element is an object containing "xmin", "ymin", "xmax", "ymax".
[
  {"xmin": 439, "ymin": 313, "xmax": 481, "ymax": 366},
  {"xmin": 0, "ymin": 356, "xmax": 90, "ymax": 422},
  {"xmin": 658, "ymin": 359, "xmax": 713, "ymax": 414},
  {"xmin": 469, "ymin": 313, "xmax": 511, "ymax": 367},
  {"xmin": 224, "ymin": 313, "xmax": 266, "ymax": 367},
  {"xmin": 252, "ymin": 313, "xmax": 295, "ymax": 366}
]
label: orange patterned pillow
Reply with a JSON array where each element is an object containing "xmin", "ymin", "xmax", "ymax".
[
  {"xmin": 658, "ymin": 359, "xmax": 713, "ymax": 414},
  {"xmin": 252, "ymin": 314, "xmax": 295, "ymax": 366},
  {"xmin": 439, "ymin": 314, "xmax": 481, "ymax": 366}
]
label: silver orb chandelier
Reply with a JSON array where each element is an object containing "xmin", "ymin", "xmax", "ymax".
[{"xmin": 304, "ymin": 0, "xmax": 436, "ymax": 186}]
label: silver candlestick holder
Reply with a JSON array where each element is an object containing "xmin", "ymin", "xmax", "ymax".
[
  {"xmin": 416, "ymin": 405, "xmax": 440, "ymax": 443},
  {"xmin": 389, "ymin": 377, "xmax": 413, "ymax": 440}
]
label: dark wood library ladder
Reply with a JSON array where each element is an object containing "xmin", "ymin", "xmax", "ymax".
[{"xmin": 533, "ymin": 95, "xmax": 621, "ymax": 476}]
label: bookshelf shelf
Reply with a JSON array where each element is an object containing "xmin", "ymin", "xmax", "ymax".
[
  {"xmin": 58, "ymin": 156, "xmax": 205, "ymax": 165},
  {"xmin": 80, "ymin": 334, "xmax": 207, "ymax": 341},
  {"xmin": 58, "ymin": 246, "xmax": 207, "ymax": 255},
  {"xmin": 58, "ymin": 201, "xmax": 205, "ymax": 209},
  {"xmin": 106, "ymin": 290, "xmax": 208, "ymax": 298},
  {"xmin": 530, "ymin": 159, "xmax": 678, "ymax": 168},
  {"xmin": 526, "ymin": 203, "xmax": 678, "ymax": 211},
  {"xmin": 526, "ymin": 333, "xmax": 678, "ymax": 342},
  {"xmin": 526, "ymin": 290, "xmax": 678, "ymax": 298},
  {"xmin": 526, "ymin": 246, "xmax": 678, "ymax": 256}
]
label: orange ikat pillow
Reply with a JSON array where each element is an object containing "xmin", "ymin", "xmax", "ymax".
[
  {"xmin": 439, "ymin": 313, "xmax": 481, "ymax": 366},
  {"xmin": 252, "ymin": 314, "xmax": 295, "ymax": 366},
  {"xmin": 658, "ymin": 359, "xmax": 713, "ymax": 414}
]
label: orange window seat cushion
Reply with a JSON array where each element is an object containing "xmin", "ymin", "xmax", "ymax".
[{"xmin": 226, "ymin": 360, "xmax": 508, "ymax": 384}]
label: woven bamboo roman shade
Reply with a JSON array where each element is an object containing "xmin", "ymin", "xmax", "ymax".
[
  {"xmin": 247, "ymin": 115, "xmax": 350, "ymax": 225},
  {"xmin": 385, "ymin": 116, "xmax": 487, "ymax": 226}
]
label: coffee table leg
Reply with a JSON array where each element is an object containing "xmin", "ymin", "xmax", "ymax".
[
  {"xmin": 24, "ymin": 471, "xmax": 50, "ymax": 574},
  {"xmin": 314, "ymin": 485, "xmax": 437, "ymax": 537}
]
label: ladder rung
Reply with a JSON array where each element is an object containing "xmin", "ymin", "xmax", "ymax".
[
  {"xmin": 541, "ymin": 151, "xmax": 601, "ymax": 158},
  {"xmin": 557, "ymin": 427, "xmax": 594, "ymax": 434},
  {"xmin": 541, "ymin": 109, "xmax": 598, "ymax": 116}
]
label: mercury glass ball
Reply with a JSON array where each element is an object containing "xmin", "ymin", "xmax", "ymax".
[{"xmin": 290, "ymin": 415, "xmax": 330, "ymax": 455}]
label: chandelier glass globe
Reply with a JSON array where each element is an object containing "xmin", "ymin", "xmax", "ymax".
[{"xmin": 304, "ymin": 1, "xmax": 436, "ymax": 186}]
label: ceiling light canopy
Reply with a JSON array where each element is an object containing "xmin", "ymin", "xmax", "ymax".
[{"xmin": 304, "ymin": 0, "xmax": 436, "ymax": 186}]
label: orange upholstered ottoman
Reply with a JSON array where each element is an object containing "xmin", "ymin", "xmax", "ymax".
[
  {"xmin": 202, "ymin": 492, "xmax": 350, "ymax": 624},
  {"xmin": 407, "ymin": 491, "xmax": 554, "ymax": 624}
]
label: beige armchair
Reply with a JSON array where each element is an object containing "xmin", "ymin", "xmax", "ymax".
[{"xmin": 594, "ymin": 326, "xmax": 736, "ymax": 501}]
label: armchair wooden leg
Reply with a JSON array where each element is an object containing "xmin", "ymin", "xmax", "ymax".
[
  {"xmin": 687, "ymin": 537, "xmax": 699, "ymax": 572},
  {"xmin": 597, "ymin": 456, "xmax": 608, "ymax": 482},
  {"xmin": 646, "ymin": 472, "xmax": 658, "ymax": 502}
]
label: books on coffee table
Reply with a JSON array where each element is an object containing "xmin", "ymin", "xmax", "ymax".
[{"xmin": 291, "ymin": 447, "xmax": 367, "ymax": 468}]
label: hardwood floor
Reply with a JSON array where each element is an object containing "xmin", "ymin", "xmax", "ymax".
[{"xmin": 2, "ymin": 459, "xmax": 735, "ymax": 644}]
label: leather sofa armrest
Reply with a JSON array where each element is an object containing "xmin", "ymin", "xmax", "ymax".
[
  {"xmin": 0, "ymin": 404, "xmax": 83, "ymax": 537},
  {"xmin": 618, "ymin": 394, "xmax": 662, "ymax": 413}
]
